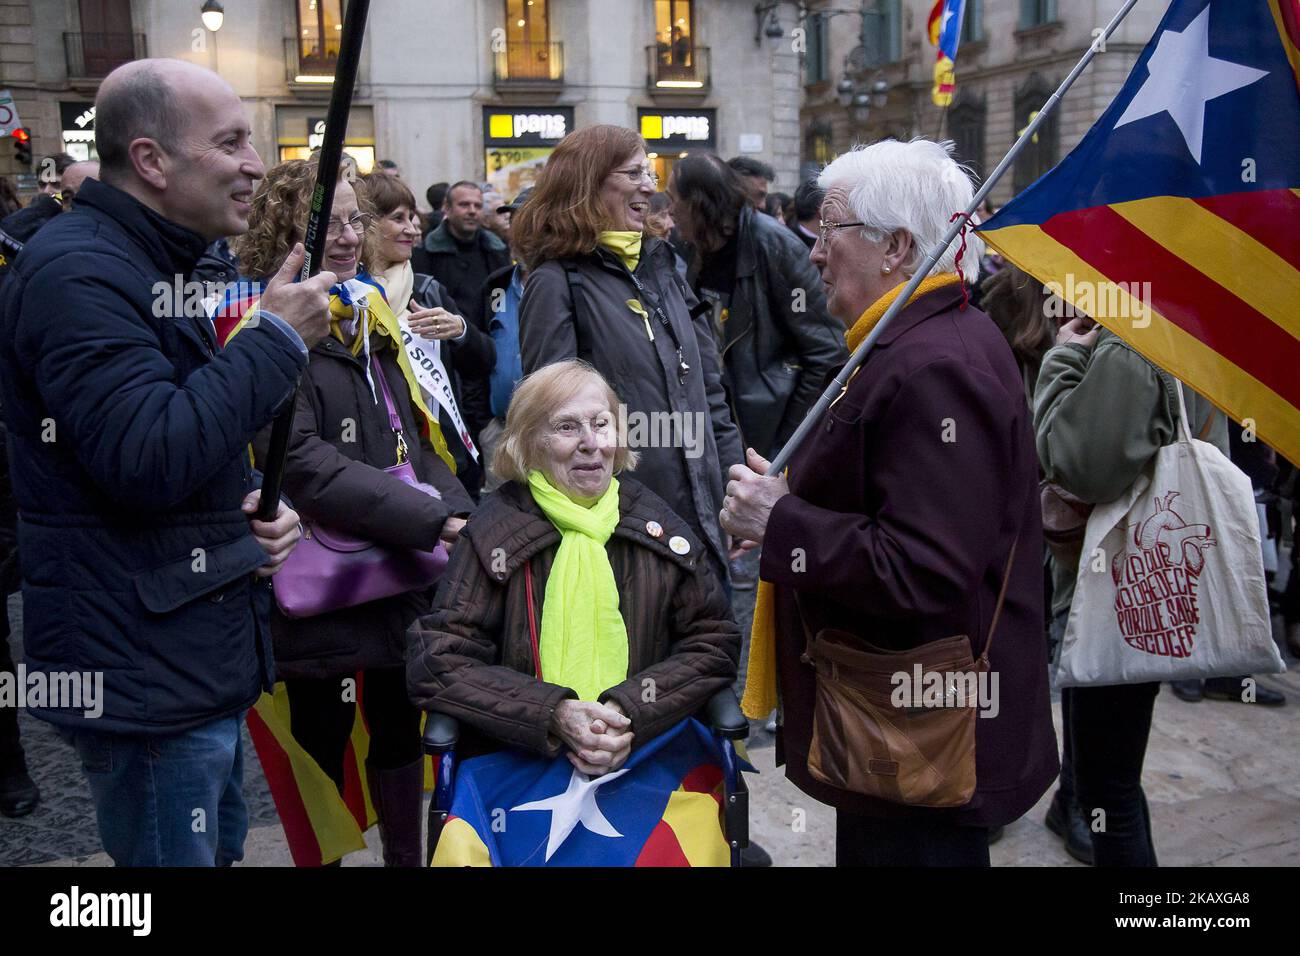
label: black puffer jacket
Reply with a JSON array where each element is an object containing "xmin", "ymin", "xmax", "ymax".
[
  {"xmin": 519, "ymin": 237, "xmax": 744, "ymax": 578},
  {"xmin": 689, "ymin": 205, "xmax": 846, "ymax": 458}
]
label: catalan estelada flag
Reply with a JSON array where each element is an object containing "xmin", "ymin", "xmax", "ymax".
[
  {"xmin": 432, "ymin": 719, "xmax": 742, "ymax": 867},
  {"xmin": 932, "ymin": 0, "xmax": 966, "ymax": 106},
  {"xmin": 927, "ymin": 0, "xmax": 945, "ymax": 46},
  {"xmin": 978, "ymin": 0, "xmax": 1300, "ymax": 466},
  {"xmin": 245, "ymin": 676, "xmax": 441, "ymax": 867}
]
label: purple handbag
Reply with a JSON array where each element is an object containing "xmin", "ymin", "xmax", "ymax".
[{"xmin": 273, "ymin": 359, "xmax": 451, "ymax": 619}]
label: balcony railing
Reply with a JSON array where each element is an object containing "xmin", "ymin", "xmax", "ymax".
[
  {"xmin": 646, "ymin": 44, "xmax": 710, "ymax": 92},
  {"xmin": 63, "ymin": 32, "xmax": 146, "ymax": 81},
  {"xmin": 493, "ymin": 40, "xmax": 564, "ymax": 89},
  {"xmin": 285, "ymin": 37, "xmax": 337, "ymax": 85}
]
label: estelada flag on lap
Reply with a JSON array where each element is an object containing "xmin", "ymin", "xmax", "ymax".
[
  {"xmin": 431, "ymin": 719, "xmax": 740, "ymax": 867},
  {"xmin": 978, "ymin": 0, "xmax": 1300, "ymax": 466}
]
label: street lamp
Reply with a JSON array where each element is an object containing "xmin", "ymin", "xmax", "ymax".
[
  {"xmin": 200, "ymin": 0, "xmax": 224, "ymax": 32},
  {"xmin": 836, "ymin": 76, "xmax": 854, "ymax": 107},
  {"xmin": 754, "ymin": 4, "xmax": 787, "ymax": 46},
  {"xmin": 851, "ymin": 90, "xmax": 873, "ymax": 124}
]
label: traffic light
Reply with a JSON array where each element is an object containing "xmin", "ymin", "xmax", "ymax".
[{"xmin": 12, "ymin": 128, "xmax": 31, "ymax": 167}]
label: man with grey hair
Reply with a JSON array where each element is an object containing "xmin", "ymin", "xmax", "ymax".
[
  {"xmin": 721, "ymin": 138, "xmax": 1057, "ymax": 866},
  {"xmin": 0, "ymin": 58, "xmax": 336, "ymax": 866}
]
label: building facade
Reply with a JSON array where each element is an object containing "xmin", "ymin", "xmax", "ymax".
[
  {"xmin": 1, "ymin": 0, "xmax": 805, "ymax": 202},
  {"xmin": 793, "ymin": 0, "xmax": 1163, "ymax": 203}
]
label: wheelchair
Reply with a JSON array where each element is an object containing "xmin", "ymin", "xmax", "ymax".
[{"xmin": 422, "ymin": 688, "xmax": 751, "ymax": 866}]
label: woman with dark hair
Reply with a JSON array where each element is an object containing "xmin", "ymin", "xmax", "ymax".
[
  {"xmin": 512, "ymin": 125, "xmax": 743, "ymax": 584},
  {"xmin": 364, "ymin": 171, "xmax": 495, "ymax": 498},
  {"xmin": 667, "ymin": 153, "xmax": 845, "ymax": 466}
]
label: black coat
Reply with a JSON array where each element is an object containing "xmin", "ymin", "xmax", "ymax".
[
  {"xmin": 518, "ymin": 238, "xmax": 744, "ymax": 577},
  {"xmin": 689, "ymin": 206, "xmax": 847, "ymax": 459},
  {"xmin": 410, "ymin": 222, "xmax": 511, "ymax": 333},
  {"xmin": 256, "ymin": 331, "xmax": 475, "ymax": 681},
  {"xmin": 0, "ymin": 178, "xmax": 307, "ymax": 734}
]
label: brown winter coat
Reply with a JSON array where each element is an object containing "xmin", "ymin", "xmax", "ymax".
[
  {"xmin": 760, "ymin": 285, "xmax": 1059, "ymax": 827},
  {"xmin": 256, "ymin": 334, "xmax": 475, "ymax": 681},
  {"xmin": 406, "ymin": 477, "xmax": 740, "ymax": 757}
]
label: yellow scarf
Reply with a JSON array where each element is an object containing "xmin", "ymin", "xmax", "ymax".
[
  {"xmin": 740, "ymin": 271, "xmax": 962, "ymax": 720},
  {"xmin": 598, "ymin": 230, "xmax": 643, "ymax": 272},
  {"xmin": 527, "ymin": 470, "xmax": 628, "ymax": 702}
]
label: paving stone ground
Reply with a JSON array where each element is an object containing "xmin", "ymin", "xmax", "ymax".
[{"xmin": 4, "ymin": 550, "xmax": 1298, "ymax": 868}]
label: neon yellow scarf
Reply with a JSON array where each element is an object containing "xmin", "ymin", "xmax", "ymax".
[
  {"xmin": 741, "ymin": 271, "xmax": 962, "ymax": 720},
  {"xmin": 527, "ymin": 469, "xmax": 628, "ymax": 702},
  {"xmin": 597, "ymin": 230, "xmax": 642, "ymax": 272}
]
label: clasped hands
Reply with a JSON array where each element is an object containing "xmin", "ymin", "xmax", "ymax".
[{"xmin": 549, "ymin": 699, "xmax": 633, "ymax": 777}]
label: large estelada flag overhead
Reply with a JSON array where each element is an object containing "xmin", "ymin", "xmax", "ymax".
[
  {"xmin": 431, "ymin": 719, "xmax": 737, "ymax": 867},
  {"xmin": 978, "ymin": 0, "xmax": 1300, "ymax": 466}
]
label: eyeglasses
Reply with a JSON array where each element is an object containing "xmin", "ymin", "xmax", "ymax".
[
  {"xmin": 818, "ymin": 219, "xmax": 866, "ymax": 244},
  {"xmin": 616, "ymin": 166, "xmax": 660, "ymax": 188},
  {"xmin": 548, "ymin": 416, "xmax": 615, "ymax": 441},
  {"xmin": 325, "ymin": 213, "xmax": 372, "ymax": 239}
]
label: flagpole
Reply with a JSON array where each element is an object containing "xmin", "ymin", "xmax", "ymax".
[
  {"xmin": 764, "ymin": 0, "xmax": 1142, "ymax": 480},
  {"xmin": 256, "ymin": 0, "xmax": 371, "ymax": 520}
]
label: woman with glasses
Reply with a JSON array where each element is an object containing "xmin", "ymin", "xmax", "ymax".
[
  {"xmin": 364, "ymin": 172, "xmax": 496, "ymax": 499},
  {"xmin": 231, "ymin": 160, "xmax": 475, "ymax": 866},
  {"xmin": 512, "ymin": 125, "xmax": 744, "ymax": 588},
  {"xmin": 407, "ymin": 360, "xmax": 740, "ymax": 863}
]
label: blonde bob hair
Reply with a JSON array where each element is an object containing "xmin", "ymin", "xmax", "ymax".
[{"xmin": 492, "ymin": 360, "xmax": 639, "ymax": 484}]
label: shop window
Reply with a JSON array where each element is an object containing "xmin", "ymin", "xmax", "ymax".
[{"xmin": 297, "ymin": 0, "xmax": 343, "ymax": 78}]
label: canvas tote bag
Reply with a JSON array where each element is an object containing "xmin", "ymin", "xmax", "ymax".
[{"xmin": 1056, "ymin": 380, "xmax": 1286, "ymax": 687}]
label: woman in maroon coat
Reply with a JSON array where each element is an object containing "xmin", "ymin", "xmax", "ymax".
[{"xmin": 721, "ymin": 140, "xmax": 1058, "ymax": 866}]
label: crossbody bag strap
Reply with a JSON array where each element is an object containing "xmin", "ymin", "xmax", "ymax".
[
  {"xmin": 524, "ymin": 561, "xmax": 542, "ymax": 679},
  {"xmin": 561, "ymin": 262, "xmax": 594, "ymax": 364},
  {"xmin": 370, "ymin": 356, "xmax": 409, "ymax": 465},
  {"xmin": 978, "ymin": 537, "xmax": 1020, "ymax": 666}
]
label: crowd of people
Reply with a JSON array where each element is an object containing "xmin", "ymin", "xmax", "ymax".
[{"xmin": 0, "ymin": 57, "xmax": 1294, "ymax": 868}]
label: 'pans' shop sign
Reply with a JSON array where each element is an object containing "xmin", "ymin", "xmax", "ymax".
[
  {"xmin": 482, "ymin": 107, "xmax": 574, "ymax": 198},
  {"xmin": 638, "ymin": 109, "xmax": 716, "ymax": 151},
  {"xmin": 60, "ymin": 101, "xmax": 97, "ymax": 161}
]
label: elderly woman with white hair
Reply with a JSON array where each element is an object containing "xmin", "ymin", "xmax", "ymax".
[
  {"xmin": 721, "ymin": 139, "xmax": 1058, "ymax": 867},
  {"xmin": 407, "ymin": 360, "xmax": 739, "ymax": 775}
]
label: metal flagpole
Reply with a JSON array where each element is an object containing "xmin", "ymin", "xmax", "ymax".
[
  {"xmin": 765, "ymin": 0, "xmax": 1142, "ymax": 479},
  {"xmin": 257, "ymin": 0, "xmax": 372, "ymax": 520}
]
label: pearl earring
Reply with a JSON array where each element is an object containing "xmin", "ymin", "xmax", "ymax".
[{"xmin": 882, "ymin": 265, "xmax": 891, "ymax": 274}]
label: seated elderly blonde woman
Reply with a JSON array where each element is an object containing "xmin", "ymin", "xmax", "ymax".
[{"xmin": 406, "ymin": 360, "xmax": 739, "ymax": 773}]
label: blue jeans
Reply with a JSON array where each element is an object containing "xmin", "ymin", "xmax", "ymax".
[{"xmin": 60, "ymin": 713, "xmax": 249, "ymax": 866}]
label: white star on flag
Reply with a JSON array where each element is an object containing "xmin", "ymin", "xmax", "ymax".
[
  {"xmin": 1113, "ymin": 5, "xmax": 1268, "ymax": 164},
  {"xmin": 940, "ymin": 5, "xmax": 954, "ymax": 34},
  {"xmin": 510, "ymin": 766, "xmax": 630, "ymax": 862}
]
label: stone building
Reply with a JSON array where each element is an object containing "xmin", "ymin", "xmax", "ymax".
[
  {"xmin": 790, "ymin": 0, "xmax": 1163, "ymax": 203},
  {"xmin": 0, "ymin": 0, "xmax": 804, "ymax": 201}
]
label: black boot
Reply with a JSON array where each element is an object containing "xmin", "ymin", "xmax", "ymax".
[
  {"xmin": 1045, "ymin": 789, "xmax": 1094, "ymax": 865},
  {"xmin": 365, "ymin": 759, "xmax": 425, "ymax": 867},
  {"xmin": 0, "ymin": 756, "xmax": 40, "ymax": 818}
]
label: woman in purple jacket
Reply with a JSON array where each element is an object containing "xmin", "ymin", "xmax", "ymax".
[{"xmin": 721, "ymin": 139, "xmax": 1059, "ymax": 867}]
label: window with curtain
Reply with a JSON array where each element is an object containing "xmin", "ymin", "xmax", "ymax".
[
  {"xmin": 805, "ymin": 11, "xmax": 829, "ymax": 85},
  {"xmin": 1012, "ymin": 74, "xmax": 1059, "ymax": 192},
  {"xmin": 961, "ymin": 0, "xmax": 984, "ymax": 43},
  {"xmin": 505, "ymin": 0, "xmax": 551, "ymax": 78},
  {"xmin": 297, "ymin": 0, "xmax": 343, "ymax": 76},
  {"xmin": 1019, "ymin": 0, "xmax": 1058, "ymax": 29},
  {"xmin": 655, "ymin": 0, "xmax": 694, "ymax": 70},
  {"xmin": 948, "ymin": 97, "xmax": 986, "ymax": 182}
]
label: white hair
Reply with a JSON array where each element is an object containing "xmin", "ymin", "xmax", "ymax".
[{"xmin": 817, "ymin": 138, "xmax": 983, "ymax": 284}]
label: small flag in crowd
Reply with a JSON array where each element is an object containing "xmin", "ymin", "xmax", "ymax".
[
  {"xmin": 431, "ymin": 719, "xmax": 740, "ymax": 867},
  {"xmin": 932, "ymin": 0, "xmax": 967, "ymax": 106},
  {"xmin": 978, "ymin": 0, "xmax": 1300, "ymax": 466}
]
